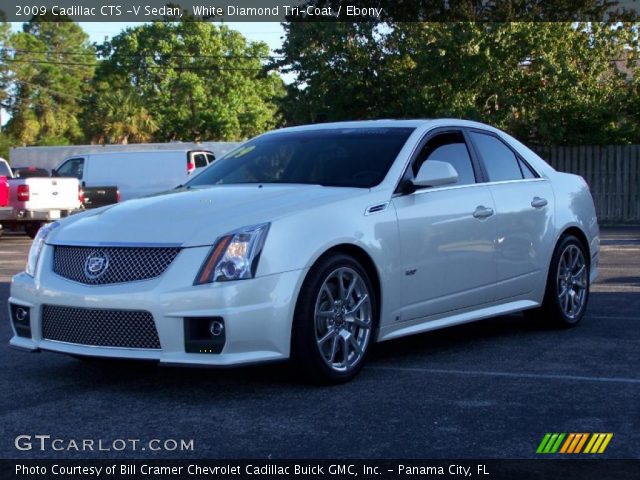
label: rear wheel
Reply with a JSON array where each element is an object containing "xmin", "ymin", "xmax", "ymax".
[
  {"xmin": 291, "ymin": 253, "xmax": 377, "ymax": 383},
  {"xmin": 527, "ymin": 235, "xmax": 589, "ymax": 327}
]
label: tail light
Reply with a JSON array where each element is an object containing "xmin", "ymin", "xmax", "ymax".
[
  {"xmin": 78, "ymin": 186, "xmax": 84, "ymax": 204},
  {"xmin": 187, "ymin": 157, "xmax": 195, "ymax": 175},
  {"xmin": 116, "ymin": 190, "xmax": 121, "ymax": 203},
  {"xmin": 17, "ymin": 184, "xmax": 30, "ymax": 202}
]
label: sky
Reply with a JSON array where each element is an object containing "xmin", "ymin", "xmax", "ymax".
[
  {"xmin": 76, "ymin": 21, "xmax": 286, "ymax": 51},
  {"xmin": 9, "ymin": 21, "xmax": 286, "ymax": 53}
]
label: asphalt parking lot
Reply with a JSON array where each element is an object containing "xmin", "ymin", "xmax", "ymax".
[{"xmin": 0, "ymin": 229, "xmax": 638, "ymax": 460}]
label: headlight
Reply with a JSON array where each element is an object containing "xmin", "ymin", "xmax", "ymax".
[
  {"xmin": 194, "ymin": 223, "xmax": 270, "ymax": 284},
  {"xmin": 26, "ymin": 222, "xmax": 59, "ymax": 276}
]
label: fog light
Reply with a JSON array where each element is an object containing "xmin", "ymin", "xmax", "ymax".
[
  {"xmin": 184, "ymin": 317, "xmax": 225, "ymax": 354},
  {"xmin": 15, "ymin": 307, "xmax": 29, "ymax": 323},
  {"xmin": 209, "ymin": 320, "xmax": 224, "ymax": 337},
  {"xmin": 10, "ymin": 303, "xmax": 31, "ymax": 338}
]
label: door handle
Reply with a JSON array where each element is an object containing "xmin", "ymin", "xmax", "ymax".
[
  {"xmin": 531, "ymin": 196, "xmax": 548, "ymax": 208},
  {"xmin": 473, "ymin": 206, "xmax": 494, "ymax": 219}
]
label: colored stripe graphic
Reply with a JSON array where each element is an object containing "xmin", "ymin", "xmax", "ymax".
[
  {"xmin": 574, "ymin": 433, "xmax": 589, "ymax": 453},
  {"xmin": 563, "ymin": 433, "xmax": 589, "ymax": 453},
  {"xmin": 536, "ymin": 433, "xmax": 565, "ymax": 453},
  {"xmin": 536, "ymin": 433, "xmax": 552, "ymax": 453},
  {"xmin": 539, "ymin": 433, "xmax": 614, "ymax": 454},
  {"xmin": 584, "ymin": 433, "xmax": 614, "ymax": 454}
]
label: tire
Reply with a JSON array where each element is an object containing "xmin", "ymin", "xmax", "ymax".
[
  {"xmin": 291, "ymin": 253, "xmax": 377, "ymax": 384},
  {"xmin": 526, "ymin": 234, "xmax": 590, "ymax": 328},
  {"xmin": 24, "ymin": 222, "xmax": 42, "ymax": 239}
]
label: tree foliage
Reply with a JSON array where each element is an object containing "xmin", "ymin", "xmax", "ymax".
[
  {"xmin": 93, "ymin": 21, "xmax": 285, "ymax": 142},
  {"xmin": 0, "ymin": 17, "xmax": 638, "ymax": 149},
  {"xmin": 84, "ymin": 88, "xmax": 158, "ymax": 144},
  {"xmin": 278, "ymin": 22, "xmax": 640, "ymax": 145},
  {"xmin": 5, "ymin": 15, "xmax": 95, "ymax": 145},
  {"xmin": 0, "ymin": 12, "xmax": 10, "ymax": 111}
]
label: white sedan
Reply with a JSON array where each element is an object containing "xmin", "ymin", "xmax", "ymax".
[{"xmin": 9, "ymin": 120, "xmax": 599, "ymax": 383}]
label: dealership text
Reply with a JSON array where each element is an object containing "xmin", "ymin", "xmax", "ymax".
[{"xmin": 14, "ymin": 435, "xmax": 194, "ymax": 452}]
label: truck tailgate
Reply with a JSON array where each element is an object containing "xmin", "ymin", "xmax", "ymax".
[
  {"xmin": 9, "ymin": 177, "xmax": 80, "ymax": 211},
  {"xmin": 83, "ymin": 185, "xmax": 119, "ymax": 208}
]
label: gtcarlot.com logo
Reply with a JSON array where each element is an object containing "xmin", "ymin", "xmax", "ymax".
[
  {"xmin": 15, "ymin": 435, "xmax": 194, "ymax": 452},
  {"xmin": 536, "ymin": 433, "xmax": 613, "ymax": 454}
]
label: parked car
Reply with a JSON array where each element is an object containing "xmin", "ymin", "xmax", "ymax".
[
  {"xmin": 0, "ymin": 174, "xmax": 9, "ymax": 238},
  {"xmin": 53, "ymin": 149, "xmax": 215, "ymax": 208},
  {"xmin": 9, "ymin": 120, "xmax": 599, "ymax": 383},
  {"xmin": 0, "ymin": 158, "xmax": 82, "ymax": 238},
  {"xmin": 12, "ymin": 166, "xmax": 50, "ymax": 179}
]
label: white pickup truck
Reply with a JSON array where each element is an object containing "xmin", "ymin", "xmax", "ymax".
[{"xmin": 0, "ymin": 158, "xmax": 82, "ymax": 238}]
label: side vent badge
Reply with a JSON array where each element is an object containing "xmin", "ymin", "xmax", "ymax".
[{"xmin": 364, "ymin": 202, "xmax": 389, "ymax": 216}]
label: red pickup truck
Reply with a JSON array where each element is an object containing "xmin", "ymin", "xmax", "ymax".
[
  {"xmin": 0, "ymin": 175, "xmax": 8, "ymax": 237},
  {"xmin": 0, "ymin": 176, "xmax": 8, "ymax": 205}
]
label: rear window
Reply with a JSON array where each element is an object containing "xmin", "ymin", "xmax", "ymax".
[
  {"xmin": 14, "ymin": 168, "xmax": 50, "ymax": 178},
  {"xmin": 188, "ymin": 127, "xmax": 415, "ymax": 189},
  {"xmin": 469, "ymin": 132, "xmax": 524, "ymax": 182},
  {"xmin": 193, "ymin": 153, "xmax": 208, "ymax": 168}
]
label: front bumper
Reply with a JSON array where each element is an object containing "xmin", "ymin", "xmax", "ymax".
[{"xmin": 9, "ymin": 244, "xmax": 306, "ymax": 366}]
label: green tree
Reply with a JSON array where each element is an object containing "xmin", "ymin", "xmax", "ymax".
[
  {"xmin": 0, "ymin": 12, "xmax": 16, "ymax": 159},
  {"xmin": 85, "ymin": 88, "xmax": 158, "ymax": 144},
  {"xmin": 278, "ymin": 21, "xmax": 639, "ymax": 145},
  {"xmin": 95, "ymin": 21, "xmax": 284, "ymax": 141},
  {"xmin": 5, "ymin": 15, "xmax": 95, "ymax": 145}
]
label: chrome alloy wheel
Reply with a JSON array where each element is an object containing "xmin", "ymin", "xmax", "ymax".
[
  {"xmin": 314, "ymin": 267, "xmax": 373, "ymax": 373},
  {"xmin": 556, "ymin": 244, "xmax": 588, "ymax": 320}
]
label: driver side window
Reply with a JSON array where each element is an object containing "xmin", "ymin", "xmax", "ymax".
[
  {"xmin": 413, "ymin": 132, "xmax": 476, "ymax": 186},
  {"xmin": 57, "ymin": 158, "xmax": 84, "ymax": 180}
]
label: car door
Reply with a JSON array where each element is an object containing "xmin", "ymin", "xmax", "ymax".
[
  {"xmin": 391, "ymin": 129, "xmax": 498, "ymax": 321},
  {"xmin": 467, "ymin": 129, "xmax": 555, "ymax": 299}
]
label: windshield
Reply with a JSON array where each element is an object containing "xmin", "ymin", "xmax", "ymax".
[{"xmin": 187, "ymin": 127, "xmax": 415, "ymax": 189}]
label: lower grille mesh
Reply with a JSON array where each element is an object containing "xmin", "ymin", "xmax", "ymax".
[{"xmin": 42, "ymin": 305, "xmax": 160, "ymax": 349}]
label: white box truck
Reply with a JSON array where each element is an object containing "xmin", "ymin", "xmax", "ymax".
[{"xmin": 53, "ymin": 149, "xmax": 215, "ymax": 206}]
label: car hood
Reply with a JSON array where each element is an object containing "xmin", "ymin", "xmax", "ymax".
[{"xmin": 48, "ymin": 184, "xmax": 365, "ymax": 247}]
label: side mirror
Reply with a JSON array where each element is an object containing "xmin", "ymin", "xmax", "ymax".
[{"xmin": 413, "ymin": 160, "xmax": 459, "ymax": 188}]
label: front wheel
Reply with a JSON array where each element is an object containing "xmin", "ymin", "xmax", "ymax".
[
  {"xmin": 291, "ymin": 253, "xmax": 377, "ymax": 383},
  {"xmin": 528, "ymin": 235, "xmax": 590, "ymax": 327}
]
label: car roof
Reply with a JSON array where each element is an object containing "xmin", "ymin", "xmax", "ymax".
[{"xmin": 264, "ymin": 119, "xmax": 502, "ymax": 135}]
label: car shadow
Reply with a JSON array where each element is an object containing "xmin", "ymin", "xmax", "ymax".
[
  {"xmin": 370, "ymin": 311, "xmax": 544, "ymax": 362},
  {"xmin": 30, "ymin": 311, "xmax": 549, "ymax": 391}
]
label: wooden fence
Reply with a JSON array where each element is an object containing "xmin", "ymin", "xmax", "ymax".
[{"xmin": 533, "ymin": 145, "xmax": 640, "ymax": 225}]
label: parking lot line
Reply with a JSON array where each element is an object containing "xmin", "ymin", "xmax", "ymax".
[
  {"xmin": 588, "ymin": 314, "xmax": 640, "ymax": 321},
  {"xmin": 370, "ymin": 366, "xmax": 640, "ymax": 385}
]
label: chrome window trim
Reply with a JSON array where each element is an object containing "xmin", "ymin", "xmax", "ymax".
[{"xmin": 392, "ymin": 177, "xmax": 549, "ymax": 198}]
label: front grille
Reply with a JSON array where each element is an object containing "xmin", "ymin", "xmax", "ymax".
[
  {"xmin": 42, "ymin": 305, "xmax": 160, "ymax": 349},
  {"xmin": 52, "ymin": 245, "xmax": 180, "ymax": 285}
]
